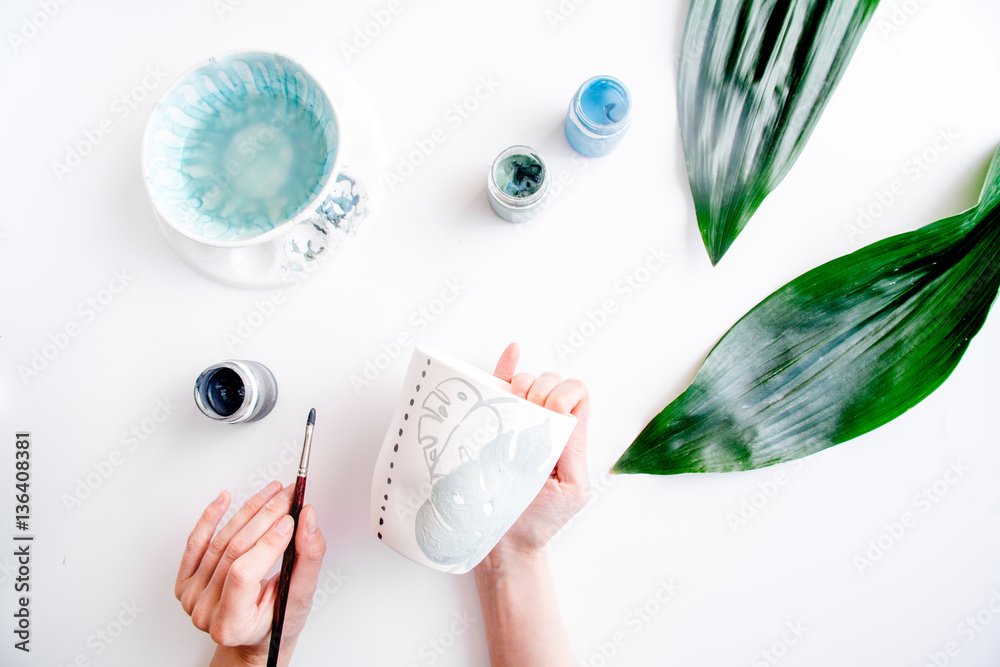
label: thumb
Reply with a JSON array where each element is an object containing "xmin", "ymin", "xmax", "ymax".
[{"xmin": 284, "ymin": 505, "xmax": 326, "ymax": 629}]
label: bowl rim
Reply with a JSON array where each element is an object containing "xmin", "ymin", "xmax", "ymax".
[{"xmin": 140, "ymin": 47, "xmax": 342, "ymax": 249}]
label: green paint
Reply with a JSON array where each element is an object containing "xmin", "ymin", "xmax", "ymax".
[{"xmin": 494, "ymin": 153, "xmax": 545, "ymax": 198}]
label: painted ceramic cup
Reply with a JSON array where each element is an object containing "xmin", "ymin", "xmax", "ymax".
[
  {"xmin": 142, "ymin": 50, "xmax": 368, "ymax": 287},
  {"xmin": 372, "ymin": 347, "xmax": 578, "ymax": 574}
]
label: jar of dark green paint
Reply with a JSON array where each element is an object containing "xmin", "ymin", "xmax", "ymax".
[{"xmin": 486, "ymin": 145, "xmax": 550, "ymax": 223}]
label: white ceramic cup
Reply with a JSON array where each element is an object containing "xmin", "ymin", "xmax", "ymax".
[
  {"xmin": 142, "ymin": 49, "xmax": 369, "ymax": 288},
  {"xmin": 371, "ymin": 347, "xmax": 578, "ymax": 574}
]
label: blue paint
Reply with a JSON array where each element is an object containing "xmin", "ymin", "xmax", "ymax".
[
  {"xmin": 145, "ymin": 52, "xmax": 338, "ymax": 243},
  {"xmin": 565, "ymin": 76, "xmax": 632, "ymax": 157}
]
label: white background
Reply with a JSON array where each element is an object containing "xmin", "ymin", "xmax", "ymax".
[{"xmin": 2, "ymin": 0, "xmax": 1000, "ymax": 665}]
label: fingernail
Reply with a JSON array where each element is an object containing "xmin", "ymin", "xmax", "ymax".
[
  {"xmin": 212, "ymin": 491, "xmax": 227, "ymax": 506},
  {"xmin": 274, "ymin": 515, "xmax": 293, "ymax": 535},
  {"xmin": 257, "ymin": 480, "xmax": 281, "ymax": 498},
  {"xmin": 304, "ymin": 506, "xmax": 318, "ymax": 535}
]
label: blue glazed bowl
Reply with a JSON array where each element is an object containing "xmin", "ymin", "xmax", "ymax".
[{"xmin": 143, "ymin": 50, "xmax": 340, "ymax": 246}]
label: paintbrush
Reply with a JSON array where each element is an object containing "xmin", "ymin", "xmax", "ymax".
[{"xmin": 266, "ymin": 408, "xmax": 315, "ymax": 667}]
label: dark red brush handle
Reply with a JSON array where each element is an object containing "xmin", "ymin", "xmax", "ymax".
[{"xmin": 266, "ymin": 475, "xmax": 307, "ymax": 667}]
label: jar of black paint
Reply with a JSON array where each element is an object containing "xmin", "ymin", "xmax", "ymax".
[{"xmin": 194, "ymin": 360, "xmax": 278, "ymax": 423}]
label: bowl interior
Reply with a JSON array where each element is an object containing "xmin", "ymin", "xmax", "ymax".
[{"xmin": 144, "ymin": 51, "xmax": 338, "ymax": 244}]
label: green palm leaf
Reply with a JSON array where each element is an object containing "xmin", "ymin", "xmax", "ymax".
[
  {"xmin": 615, "ymin": 147, "xmax": 1000, "ymax": 475},
  {"xmin": 679, "ymin": 0, "xmax": 880, "ymax": 264}
]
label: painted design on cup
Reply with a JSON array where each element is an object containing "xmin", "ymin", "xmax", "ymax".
[
  {"xmin": 413, "ymin": 378, "xmax": 553, "ymax": 566},
  {"xmin": 372, "ymin": 348, "xmax": 577, "ymax": 574}
]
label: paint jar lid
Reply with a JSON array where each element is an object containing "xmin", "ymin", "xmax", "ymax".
[{"xmin": 486, "ymin": 145, "xmax": 550, "ymax": 223}]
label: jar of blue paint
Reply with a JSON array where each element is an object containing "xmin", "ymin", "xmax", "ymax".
[{"xmin": 564, "ymin": 76, "xmax": 632, "ymax": 157}]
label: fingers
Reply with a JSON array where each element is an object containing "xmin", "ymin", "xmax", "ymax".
[
  {"xmin": 202, "ymin": 484, "xmax": 295, "ymax": 600},
  {"xmin": 553, "ymin": 382, "xmax": 591, "ymax": 491},
  {"xmin": 495, "ymin": 345, "xmax": 591, "ymax": 501},
  {"xmin": 176, "ymin": 491, "xmax": 230, "ymax": 603},
  {"xmin": 493, "ymin": 342, "xmax": 520, "ymax": 382},
  {"xmin": 510, "ymin": 372, "xmax": 535, "ymax": 399},
  {"xmin": 222, "ymin": 484, "xmax": 295, "ymax": 569},
  {"xmin": 284, "ymin": 505, "xmax": 327, "ymax": 627},
  {"xmin": 525, "ymin": 372, "xmax": 564, "ymax": 406},
  {"xmin": 200, "ymin": 481, "xmax": 283, "ymax": 573},
  {"xmin": 542, "ymin": 378, "xmax": 589, "ymax": 417},
  {"xmin": 181, "ymin": 481, "xmax": 282, "ymax": 613},
  {"xmin": 531, "ymin": 377, "xmax": 591, "ymax": 492},
  {"xmin": 518, "ymin": 368, "xmax": 591, "ymax": 494},
  {"xmin": 212, "ymin": 515, "xmax": 296, "ymax": 646}
]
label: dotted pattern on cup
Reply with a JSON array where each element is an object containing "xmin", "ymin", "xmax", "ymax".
[{"xmin": 378, "ymin": 356, "xmax": 431, "ymax": 540}]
